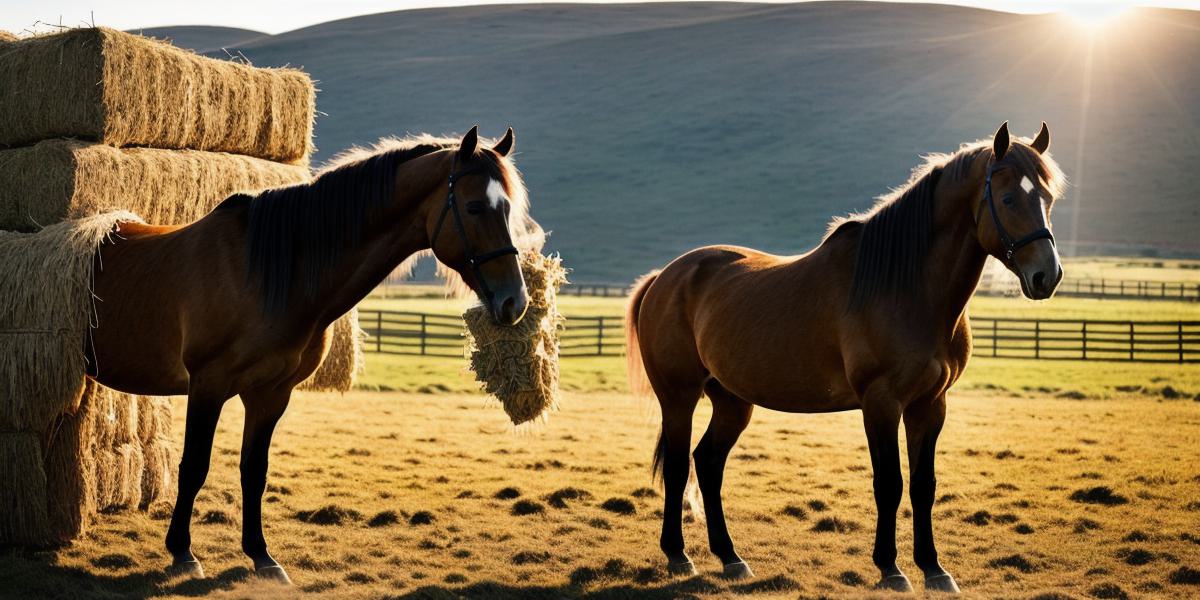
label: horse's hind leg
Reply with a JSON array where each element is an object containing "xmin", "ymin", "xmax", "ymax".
[
  {"xmin": 694, "ymin": 380, "xmax": 754, "ymax": 579},
  {"xmin": 904, "ymin": 395, "xmax": 959, "ymax": 593},
  {"xmin": 645, "ymin": 358, "xmax": 704, "ymax": 575},
  {"xmin": 165, "ymin": 381, "xmax": 230, "ymax": 578},
  {"xmin": 238, "ymin": 385, "xmax": 293, "ymax": 583}
]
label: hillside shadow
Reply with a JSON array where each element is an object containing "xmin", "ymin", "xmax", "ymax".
[{"xmin": 0, "ymin": 548, "xmax": 252, "ymax": 598}]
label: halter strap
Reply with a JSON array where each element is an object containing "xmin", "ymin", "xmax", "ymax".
[
  {"xmin": 429, "ymin": 155, "xmax": 519, "ymax": 301},
  {"xmin": 976, "ymin": 162, "xmax": 1055, "ymax": 263}
]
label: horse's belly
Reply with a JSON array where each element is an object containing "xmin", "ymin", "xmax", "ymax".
[{"xmin": 701, "ymin": 334, "xmax": 859, "ymax": 414}]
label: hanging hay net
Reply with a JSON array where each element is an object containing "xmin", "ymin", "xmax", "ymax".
[
  {"xmin": 463, "ymin": 252, "xmax": 568, "ymax": 426},
  {"xmin": 0, "ymin": 211, "xmax": 143, "ymax": 545},
  {"xmin": 0, "ymin": 27, "xmax": 315, "ymax": 164},
  {"xmin": 0, "ymin": 139, "xmax": 310, "ymax": 232},
  {"xmin": 299, "ymin": 308, "xmax": 366, "ymax": 393}
]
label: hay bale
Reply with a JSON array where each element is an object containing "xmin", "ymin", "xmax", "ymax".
[
  {"xmin": 89, "ymin": 385, "xmax": 144, "ymax": 510},
  {"xmin": 0, "ymin": 212, "xmax": 139, "ymax": 544},
  {"xmin": 0, "ymin": 139, "xmax": 310, "ymax": 232},
  {"xmin": 136, "ymin": 396, "xmax": 176, "ymax": 508},
  {"xmin": 300, "ymin": 309, "xmax": 365, "ymax": 392},
  {"xmin": 463, "ymin": 253, "xmax": 567, "ymax": 425},
  {"xmin": 0, "ymin": 27, "xmax": 314, "ymax": 163},
  {"xmin": 42, "ymin": 382, "xmax": 99, "ymax": 541},
  {"xmin": 0, "ymin": 433, "xmax": 52, "ymax": 544}
]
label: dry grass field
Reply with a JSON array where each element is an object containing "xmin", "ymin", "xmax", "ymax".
[{"xmin": 3, "ymin": 389, "xmax": 1198, "ymax": 599}]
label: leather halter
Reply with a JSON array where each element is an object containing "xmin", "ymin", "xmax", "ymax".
[
  {"xmin": 975, "ymin": 161, "xmax": 1055, "ymax": 264},
  {"xmin": 429, "ymin": 155, "xmax": 519, "ymax": 302}
]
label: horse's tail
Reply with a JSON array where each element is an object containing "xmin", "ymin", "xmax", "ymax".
[{"xmin": 624, "ymin": 270, "xmax": 659, "ymax": 399}]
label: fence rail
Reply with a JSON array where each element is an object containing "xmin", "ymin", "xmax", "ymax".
[{"xmin": 359, "ymin": 310, "xmax": 1200, "ymax": 363}]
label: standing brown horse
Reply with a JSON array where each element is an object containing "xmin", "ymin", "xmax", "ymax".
[
  {"xmin": 626, "ymin": 122, "xmax": 1064, "ymax": 592},
  {"xmin": 86, "ymin": 127, "xmax": 534, "ymax": 582}
]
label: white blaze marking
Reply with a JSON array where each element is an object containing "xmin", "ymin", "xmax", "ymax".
[
  {"xmin": 1020, "ymin": 176, "xmax": 1035, "ymax": 193},
  {"xmin": 486, "ymin": 179, "xmax": 508, "ymax": 209}
]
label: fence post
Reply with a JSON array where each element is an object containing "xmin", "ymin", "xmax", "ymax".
[
  {"xmin": 1128, "ymin": 321, "xmax": 1135, "ymax": 361},
  {"xmin": 1081, "ymin": 321, "xmax": 1088, "ymax": 360},
  {"xmin": 1180, "ymin": 322, "xmax": 1185, "ymax": 364},
  {"xmin": 597, "ymin": 317, "xmax": 605, "ymax": 356},
  {"xmin": 992, "ymin": 320, "xmax": 998, "ymax": 358},
  {"xmin": 376, "ymin": 311, "xmax": 382, "ymax": 353},
  {"xmin": 420, "ymin": 313, "xmax": 427, "ymax": 356},
  {"xmin": 1034, "ymin": 320, "xmax": 1040, "ymax": 359}
]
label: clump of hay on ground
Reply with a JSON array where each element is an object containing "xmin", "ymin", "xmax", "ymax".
[
  {"xmin": 0, "ymin": 31, "xmax": 17, "ymax": 43},
  {"xmin": 0, "ymin": 27, "xmax": 315, "ymax": 164},
  {"xmin": 300, "ymin": 309, "xmax": 366, "ymax": 393},
  {"xmin": 0, "ymin": 212, "xmax": 141, "ymax": 545},
  {"xmin": 0, "ymin": 139, "xmax": 310, "ymax": 232},
  {"xmin": 463, "ymin": 253, "xmax": 567, "ymax": 425}
]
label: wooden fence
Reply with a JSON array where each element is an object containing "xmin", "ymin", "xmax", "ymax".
[
  {"xmin": 971, "ymin": 318, "xmax": 1200, "ymax": 363},
  {"xmin": 360, "ymin": 310, "xmax": 1199, "ymax": 363}
]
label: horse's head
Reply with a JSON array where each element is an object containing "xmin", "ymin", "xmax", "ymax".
[
  {"xmin": 427, "ymin": 126, "xmax": 529, "ymax": 325},
  {"xmin": 973, "ymin": 121, "xmax": 1063, "ymax": 300}
]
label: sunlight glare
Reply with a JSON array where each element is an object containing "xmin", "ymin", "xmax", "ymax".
[{"xmin": 1059, "ymin": 1, "xmax": 1134, "ymax": 30}]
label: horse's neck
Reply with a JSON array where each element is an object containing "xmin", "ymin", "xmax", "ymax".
[
  {"xmin": 302, "ymin": 157, "xmax": 445, "ymax": 328},
  {"xmin": 920, "ymin": 176, "xmax": 989, "ymax": 327}
]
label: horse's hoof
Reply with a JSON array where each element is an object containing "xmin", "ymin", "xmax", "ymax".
[
  {"xmin": 876, "ymin": 573, "xmax": 914, "ymax": 593},
  {"xmin": 166, "ymin": 559, "xmax": 205, "ymax": 579},
  {"xmin": 255, "ymin": 565, "xmax": 292, "ymax": 584},
  {"xmin": 925, "ymin": 573, "xmax": 960, "ymax": 593},
  {"xmin": 722, "ymin": 560, "xmax": 755, "ymax": 580},
  {"xmin": 667, "ymin": 559, "xmax": 697, "ymax": 576}
]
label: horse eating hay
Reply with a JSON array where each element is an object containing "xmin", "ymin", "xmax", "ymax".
[{"xmin": 464, "ymin": 252, "xmax": 567, "ymax": 425}]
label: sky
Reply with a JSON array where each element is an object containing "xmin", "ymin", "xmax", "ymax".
[{"xmin": 1, "ymin": 0, "xmax": 1196, "ymax": 35}]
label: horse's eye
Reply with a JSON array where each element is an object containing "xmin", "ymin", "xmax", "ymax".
[
  {"xmin": 465, "ymin": 201, "xmax": 486, "ymax": 215},
  {"xmin": 1002, "ymin": 194, "xmax": 1014, "ymax": 206}
]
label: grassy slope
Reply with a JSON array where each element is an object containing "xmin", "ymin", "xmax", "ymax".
[
  {"xmin": 2, "ymin": 391, "xmax": 1197, "ymax": 599},
  {"xmin": 131, "ymin": 25, "xmax": 268, "ymax": 52},
  {"xmin": 150, "ymin": 3, "xmax": 1200, "ymax": 282}
]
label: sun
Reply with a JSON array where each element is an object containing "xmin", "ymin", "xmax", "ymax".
[{"xmin": 1058, "ymin": 1, "xmax": 1134, "ymax": 30}]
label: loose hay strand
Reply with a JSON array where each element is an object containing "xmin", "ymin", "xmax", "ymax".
[{"xmin": 463, "ymin": 253, "xmax": 568, "ymax": 426}]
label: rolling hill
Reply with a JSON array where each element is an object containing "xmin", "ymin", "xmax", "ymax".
[{"xmin": 145, "ymin": 2, "xmax": 1200, "ymax": 282}]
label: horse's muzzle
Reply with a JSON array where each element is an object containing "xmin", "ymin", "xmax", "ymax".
[{"xmin": 491, "ymin": 288, "xmax": 529, "ymax": 326}]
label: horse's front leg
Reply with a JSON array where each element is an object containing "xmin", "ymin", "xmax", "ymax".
[
  {"xmin": 165, "ymin": 381, "xmax": 230, "ymax": 578},
  {"xmin": 862, "ymin": 392, "xmax": 910, "ymax": 592},
  {"xmin": 904, "ymin": 394, "xmax": 959, "ymax": 593},
  {"xmin": 238, "ymin": 385, "xmax": 293, "ymax": 582}
]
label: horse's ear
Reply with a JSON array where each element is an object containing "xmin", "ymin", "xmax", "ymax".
[
  {"xmin": 992, "ymin": 121, "xmax": 1011, "ymax": 161},
  {"xmin": 1031, "ymin": 121, "xmax": 1050, "ymax": 154},
  {"xmin": 458, "ymin": 125, "xmax": 479, "ymax": 161},
  {"xmin": 493, "ymin": 127, "xmax": 515, "ymax": 157}
]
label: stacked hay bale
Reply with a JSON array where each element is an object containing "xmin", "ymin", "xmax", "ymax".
[{"xmin": 0, "ymin": 28, "xmax": 360, "ymax": 545}]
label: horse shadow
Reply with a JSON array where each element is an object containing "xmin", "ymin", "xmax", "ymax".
[{"xmin": 0, "ymin": 548, "xmax": 252, "ymax": 598}]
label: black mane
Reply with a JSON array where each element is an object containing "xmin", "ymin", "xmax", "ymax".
[
  {"xmin": 847, "ymin": 166, "xmax": 943, "ymax": 311},
  {"xmin": 232, "ymin": 142, "xmax": 450, "ymax": 314}
]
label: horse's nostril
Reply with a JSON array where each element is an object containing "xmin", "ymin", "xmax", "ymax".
[{"xmin": 1032, "ymin": 271, "xmax": 1046, "ymax": 290}]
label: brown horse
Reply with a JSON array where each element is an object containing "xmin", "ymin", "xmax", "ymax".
[
  {"xmin": 625, "ymin": 122, "xmax": 1064, "ymax": 592},
  {"xmin": 86, "ymin": 127, "xmax": 534, "ymax": 582}
]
